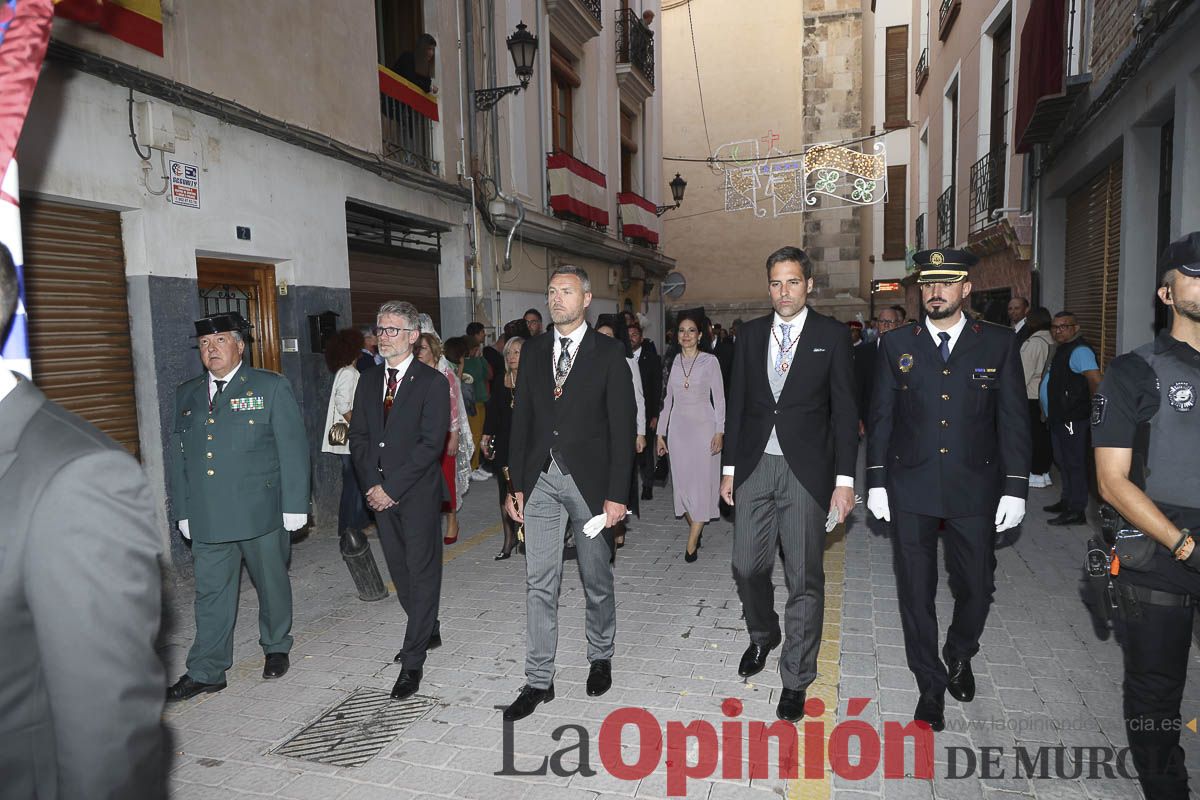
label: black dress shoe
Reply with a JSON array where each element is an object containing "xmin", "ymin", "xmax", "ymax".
[
  {"xmin": 586, "ymin": 660, "xmax": 613, "ymax": 697},
  {"xmin": 684, "ymin": 546, "xmax": 699, "ymax": 563},
  {"xmin": 914, "ymin": 691, "xmax": 945, "ymax": 732},
  {"xmin": 776, "ymin": 688, "xmax": 806, "ymax": 722},
  {"xmin": 263, "ymin": 653, "xmax": 290, "ymax": 679},
  {"xmin": 1048, "ymin": 511, "xmax": 1087, "ymax": 526},
  {"xmin": 641, "ymin": 486, "xmax": 653, "ymax": 501},
  {"xmin": 166, "ymin": 674, "xmax": 226, "ymax": 702},
  {"xmin": 1043, "ymin": 500, "xmax": 1067, "ymax": 513},
  {"xmin": 737, "ymin": 632, "xmax": 782, "ymax": 678},
  {"xmin": 394, "ymin": 629, "xmax": 442, "ymax": 662},
  {"xmin": 391, "ymin": 669, "xmax": 422, "ymax": 699},
  {"xmin": 503, "ymin": 684, "xmax": 555, "ymax": 721},
  {"xmin": 495, "ymin": 550, "xmax": 513, "ymax": 560},
  {"xmin": 945, "ymin": 657, "xmax": 975, "ymax": 702}
]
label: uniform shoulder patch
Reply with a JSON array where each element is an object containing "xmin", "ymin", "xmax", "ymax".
[{"xmin": 1091, "ymin": 394, "xmax": 1107, "ymax": 426}]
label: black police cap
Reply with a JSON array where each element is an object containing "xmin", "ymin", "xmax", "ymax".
[
  {"xmin": 194, "ymin": 312, "xmax": 250, "ymax": 337},
  {"xmin": 1159, "ymin": 231, "xmax": 1200, "ymax": 283},
  {"xmin": 913, "ymin": 248, "xmax": 979, "ymax": 284}
]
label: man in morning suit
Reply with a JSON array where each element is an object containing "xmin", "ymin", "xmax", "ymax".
[
  {"xmin": 349, "ymin": 301, "xmax": 450, "ymax": 700},
  {"xmin": 866, "ymin": 249, "xmax": 1030, "ymax": 731},
  {"xmin": 167, "ymin": 312, "xmax": 310, "ymax": 701},
  {"xmin": 0, "ymin": 244, "xmax": 166, "ymax": 798},
  {"xmin": 720, "ymin": 246, "xmax": 858, "ymax": 722},
  {"xmin": 503, "ymin": 264, "xmax": 636, "ymax": 721}
]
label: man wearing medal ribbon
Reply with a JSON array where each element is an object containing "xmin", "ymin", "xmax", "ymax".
[
  {"xmin": 720, "ymin": 246, "xmax": 858, "ymax": 721},
  {"xmin": 502, "ymin": 265, "xmax": 636, "ymax": 721},
  {"xmin": 866, "ymin": 249, "xmax": 1030, "ymax": 731}
]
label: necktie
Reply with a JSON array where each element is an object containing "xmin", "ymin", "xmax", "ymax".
[
  {"xmin": 556, "ymin": 338, "xmax": 572, "ymax": 383},
  {"xmin": 938, "ymin": 331, "xmax": 951, "ymax": 363},
  {"xmin": 383, "ymin": 368, "xmax": 399, "ymax": 420},
  {"xmin": 209, "ymin": 379, "xmax": 226, "ymax": 412},
  {"xmin": 774, "ymin": 324, "xmax": 793, "ymax": 372}
]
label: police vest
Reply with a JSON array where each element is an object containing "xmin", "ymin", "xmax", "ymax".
[
  {"xmin": 1047, "ymin": 337, "xmax": 1092, "ymax": 422},
  {"xmin": 1134, "ymin": 341, "xmax": 1200, "ymax": 510}
]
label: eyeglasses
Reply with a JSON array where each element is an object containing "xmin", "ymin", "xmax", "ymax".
[
  {"xmin": 374, "ymin": 326, "xmax": 415, "ymax": 338},
  {"xmin": 1050, "ymin": 324, "xmax": 1076, "ymax": 332}
]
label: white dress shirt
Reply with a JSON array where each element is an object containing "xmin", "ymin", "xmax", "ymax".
[
  {"xmin": 208, "ymin": 361, "xmax": 242, "ymax": 405},
  {"xmin": 723, "ymin": 310, "xmax": 852, "ymax": 489},
  {"xmin": 1013, "ymin": 317, "xmax": 1026, "ymax": 335},
  {"xmin": 381, "ymin": 354, "xmax": 414, "ymax": 401},
  {"xmin": 0, "ymin": 369, "xmax": 17, "ymax": 403},
  {"xmin": 927, "ymin": 313, "xmax": 969, "ymax": 356},
  {"xmin": 553, "ymin": 322, "xmax": 587, "ymax": 381}
]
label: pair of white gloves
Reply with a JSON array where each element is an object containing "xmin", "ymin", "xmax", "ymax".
[
  {"xmin": 867, "ymin": 488, "xmax": 1025, "ymax": 533},
  {"xmin": 178, "ymin": 514, "xmax": 308, "ymax": 539}
]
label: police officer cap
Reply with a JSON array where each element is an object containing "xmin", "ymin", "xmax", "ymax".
[
  {"xmin": 914, "ymin": 248, "xmax": 979, "ymax": 284},
  {"xmin": 194, "ymin": 312, "xmax": 250, "ymax": 337},
  {"xmin": 1158, "ymin": 231, "xmax": 1200, "ymax": 283}
]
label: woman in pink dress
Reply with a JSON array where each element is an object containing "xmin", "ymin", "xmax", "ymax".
[{"xmin": 656, "ymin": 311, "xmax": 725, "ymax": 562}]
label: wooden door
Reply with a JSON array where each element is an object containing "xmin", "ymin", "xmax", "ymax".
[{"xmin": 196, "ymin": 258, "xmax": 281, "ymax": 373}]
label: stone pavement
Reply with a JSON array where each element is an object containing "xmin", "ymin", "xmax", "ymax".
[{"xmin": 161, "ymin": 467, "xmax": 1200, "ymax": 800}]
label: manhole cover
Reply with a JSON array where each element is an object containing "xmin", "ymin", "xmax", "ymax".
[{"xmin": 273, "ymin": 687, "xmax": 435, "ymax": 767}]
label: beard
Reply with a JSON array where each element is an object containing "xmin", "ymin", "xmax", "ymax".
[
  {"xmin": 549, "ymin": 306, "xmax": 579, "ymax": 325},
  {"xmin": 1173, "ymin": 297, "xmax": 1200, "ymax": 323},
  {"xmin": 924, "ymin": 297, "xmax": 963, "ymax": 320}
]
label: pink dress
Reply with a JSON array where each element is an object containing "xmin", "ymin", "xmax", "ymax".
[
  {"xmin": 439, "ymin": 367, "xmax": 462, "ymax": 512},
  {"xmin": 658, "ymin": 352, "xmax": 725, "ymax": 521}
]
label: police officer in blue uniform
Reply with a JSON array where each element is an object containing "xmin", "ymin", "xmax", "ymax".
[
  {"xmin": 1093, "ymin": 233, "xmax": 1200, "ymax": 799},
  {"xmin": 166, "ymin": 313, "xmax": 311, "ymax": 701},
  {"xmin": 866, "ymin": 249, "xmax": 1031, "ymax": 731}
]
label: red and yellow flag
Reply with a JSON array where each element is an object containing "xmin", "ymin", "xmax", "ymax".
[
  {"xmin": 378, "ymin": 65, "xmax": 439, "ymax": 122},
  {"xmin": 55, "ymin": 0, "xmax": 163, "ymax": 57}
]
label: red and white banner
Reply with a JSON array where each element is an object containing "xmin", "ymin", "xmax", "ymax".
[
  {"xmin": 548, "ymin": 151, "xmax": 608, "ymax": 227},
  {"xmin": 617, "ymin": 191, "xmax": 659, "ymax": 246}
]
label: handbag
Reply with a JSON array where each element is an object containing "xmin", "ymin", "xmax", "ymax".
[{"xmin": 327, "ymin": 420, "xmax": 349, "ymax": 447}]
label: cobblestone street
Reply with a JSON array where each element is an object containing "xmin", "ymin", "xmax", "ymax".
[{"xmin": 161, "ymin": 468, "xmax": 1200, "ymax": 800}]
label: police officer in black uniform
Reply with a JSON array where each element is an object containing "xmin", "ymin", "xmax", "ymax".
[
  {"xmin": 866, "ymin": 249, "xmax": 1031, "ymax": 731},
  {"xmin": 1093, "ymin": 232, "xmax": 1200, "ymax": 800}
]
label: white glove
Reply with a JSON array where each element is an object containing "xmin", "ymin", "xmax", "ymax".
[
  {"xmin": 178, "ymin": 519, "xmax": 191, "ymax": 540},
  {"xmin": 994, "ymin": 496, "xmax": 1026, "ymax": 533},
  {"xmin": 867, "ymin": 488, "xmax": 891, "ymax": 522},
  {"xmin": 283, "ymin": 513, "xmax": 308, "ymax": 532}
]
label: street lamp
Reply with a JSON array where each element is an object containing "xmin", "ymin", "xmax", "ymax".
[
  {"xmin": 474, "ymin": 22, "xmax": 539, "ymax": 112},
  {"xmin": 656, "ymin": 173, "xmax": 688, "ymax": 216}
]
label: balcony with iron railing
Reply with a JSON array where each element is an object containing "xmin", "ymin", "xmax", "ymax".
[
  {"xmin": 915, "ymin": 48, "xmax": 929, "ymax": 93},
  {"xmin": 378, "ymin": 66, "xmax": 439, "ymax": 175},
  {"xmin": 547, "ymin": 150, "xmax": 609, "ymax": 231},
  {"xmin": 938, "ymin": 0, "xmax": 961, "ymax": 41},
  {"xmin": 969, "ymin": 147, "xmax": 1007, "ymax": 234},
  {"xmin": 915, "ymin": 212, "xmax": 927, "ymax": 252},
  {"xmin": 936, "ymin": 186, "xmax": 955, "ymax": 248},
  {"xmin": 615, "ymin": 8, "xmax": 654, "ymax": 104},
  {"xmin": 545, "ymin": 0, "xmax": 602, "ymax": 50}
]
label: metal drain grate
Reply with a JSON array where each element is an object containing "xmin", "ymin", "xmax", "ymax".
[{"xmin": 273, "ymin": 688, "xmax": 435, "ymax": 767}]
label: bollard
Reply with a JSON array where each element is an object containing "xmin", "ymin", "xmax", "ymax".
[{"xmin": 339, "ymin": 528, "xmax": 388, "ymax": 601}]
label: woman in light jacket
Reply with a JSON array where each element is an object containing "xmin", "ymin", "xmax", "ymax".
[{"xmin": 321, "ymin": 328, "xmax": 370, "ymax": 548}]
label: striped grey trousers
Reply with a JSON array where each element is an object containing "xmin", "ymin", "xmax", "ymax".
[{"xmin": 731, "ymin": 453, "xmax": 826, "ymax": 691}]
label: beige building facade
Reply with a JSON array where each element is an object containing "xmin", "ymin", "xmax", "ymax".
[{"xmin": 660, "ymin": 0, "xmax": 869, "ymax": 325}]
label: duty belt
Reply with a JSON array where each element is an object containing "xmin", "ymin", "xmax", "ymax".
[{"xmin": 1114, "ymin": 581, "xmax": 1194, "ymax": 608}]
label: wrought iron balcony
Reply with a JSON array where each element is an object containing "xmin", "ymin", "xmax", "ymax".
[
  {"xmin": 579, "ymin": 0, "xmax": 601, "ymax": 25},
  {"xmin": 969, "ymin": 147, "xmax": 1007, "ymax": 233},
  {"xmin": 938, "ymin": 0, "xmax": 961, "ymax": 41},
  {"xmin": 915, "ymin": 212, "xmax": 927, "ymax": 252},
  {"xmin": 915, "ymin": 48, "xmax": 929, "ymax": 94},
  {"xmin": 937, "ymin": 185, "xmax": 955, "ymax": 248},
  {"xmin": 378, "ymin": 67, "xmax": 440, "ymax": 175},
  {"xmin": 615, "ymin": 8, "xmax": 654, "ymax": 89}
]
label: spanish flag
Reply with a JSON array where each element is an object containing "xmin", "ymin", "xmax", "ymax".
[{"xmin": 54, "ymin": 0, "xmax": 162, "ymax": 57}]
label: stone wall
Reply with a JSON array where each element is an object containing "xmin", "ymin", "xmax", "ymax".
[{"xmin": 803, "ymin": 0, "xmax": 868, "ymax": 318}]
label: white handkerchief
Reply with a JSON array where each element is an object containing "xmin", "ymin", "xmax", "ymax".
[{"xmin": 825, "ymin": 507, "xmax": 840, "ymax": 533}]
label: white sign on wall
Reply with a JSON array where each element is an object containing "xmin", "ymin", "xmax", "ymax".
[{"xmin": 169, "ymin": 160, "xmax": 200, "ymax": 208}]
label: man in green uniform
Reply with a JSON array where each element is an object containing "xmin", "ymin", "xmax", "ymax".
[{"xmin": 166, "ymin": 312, "xmax": 311, "ymax": 701}]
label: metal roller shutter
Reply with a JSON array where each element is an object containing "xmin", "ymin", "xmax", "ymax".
[
  {"xmin": 21, "ymin": 199, "xmax": 141, "ymax": 457},
  {"xmin": 348, "ymin": 246, "xmax": 441, "ymax": 333},
  {"xmin": 1064, "ymin": 159, "xmax": 1121, "ymax": 368}
]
